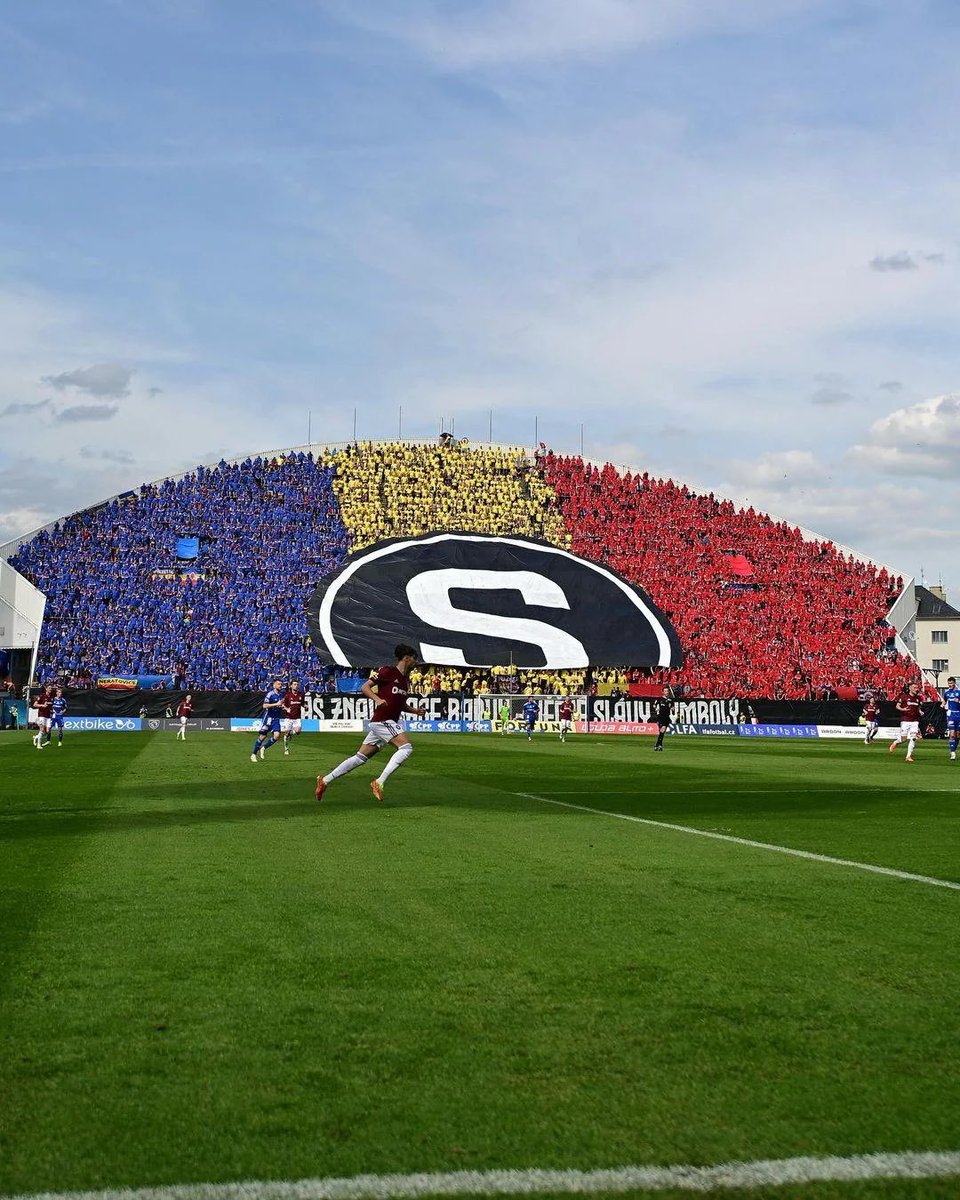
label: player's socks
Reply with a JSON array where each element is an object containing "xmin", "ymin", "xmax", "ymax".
[
  {"xmin": 376, "ymin": 742, "xmax": 413, "ymax": 786},
  {"xmin": 950, "ymin": 738, "xmax": 958, "ymax": 754},
  {"xmin": 324, "ymin": 753, "xmax": 367, "ymax": 783},
  {"xmin": 906, "ymin": 737, "xmax": 916, "ymax": 759}
]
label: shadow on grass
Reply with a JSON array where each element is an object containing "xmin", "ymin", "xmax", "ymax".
[{"xmin": 0, "ymin": 761, "xmax": 931, "ymax": 841}]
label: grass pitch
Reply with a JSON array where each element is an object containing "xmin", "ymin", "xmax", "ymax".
[{"xmin": 2, "ymin": 730, "xmax": 960, "ymax": 1199}]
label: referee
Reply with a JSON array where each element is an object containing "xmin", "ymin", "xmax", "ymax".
[{"xmin": 653, "ymin": 687, "xmax": 674, "ymax": 751}]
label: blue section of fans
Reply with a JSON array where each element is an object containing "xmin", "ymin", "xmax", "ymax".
[{"xmin": 10, "ymin": 453, "xmax": 355, "ymax": 690}]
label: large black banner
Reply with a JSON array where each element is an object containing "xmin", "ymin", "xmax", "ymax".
[{"xmin": 306, "ymin": 532, "xmax": 683, "ymax": 670}]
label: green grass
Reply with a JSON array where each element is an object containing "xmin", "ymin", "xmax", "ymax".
[{"xmin": 2, "ymin": 730, "xmax": 960, "ymax": 1199}]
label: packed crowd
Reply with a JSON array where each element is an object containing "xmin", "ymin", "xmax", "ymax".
[
  {"xmin": 331, "ymin": 440, "xmax": 568, "ymax": 550},
  {"xmin": 8, "ymin": 441, "xmax": 922, "ymax": 700},
  {"xmin": 11, "ymin": 454, "xmax": 351, "ymax": 690},
  {"xmin": 539, "ymin": 453, "xmax": 922, "ymax": 700}
]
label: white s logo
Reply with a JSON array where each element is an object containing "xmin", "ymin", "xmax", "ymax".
[{"xmin": 405, "ymin": 569, "xmax": 589, "ymax": 667}]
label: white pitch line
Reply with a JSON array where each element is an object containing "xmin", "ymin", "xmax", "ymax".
[
  {"xmin": 515, "ymin": 792, "xmax": 960, "ymax": 891},
  {"xmin": 6, "ymin": 1152, "xmax": 960, "ymax": 1200}
]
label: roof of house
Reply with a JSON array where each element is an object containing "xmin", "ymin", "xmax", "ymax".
[{"xmin": 915, "ymin": 585, "xmax": 960, "ymax": 620}]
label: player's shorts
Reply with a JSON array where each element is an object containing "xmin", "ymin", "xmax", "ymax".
[
  {"xmin": 51, "ymin": 716, "xmax": 65, "ymax": 729},
  {"xmin": 900, "ymin": 720, "xmax": 920, "ymax": 738},
  {"xmin": 259, "ymin": 716, "xmax": 282, "ymax": 735},
  {"xmin": 362, "ymin": 719, "xmax": 404, "ymax": 748},
  {"xmin": 525, "ymin": 719, "xmax": 536, "ymax": 731},
  {"xmin": 947, "ymin": 716, "xmax": 960, "ymax": 732},
  {"xmin": 560, "ymin": 719, "xmax": 572, "ymax": 732},
  {"xmin": 282, "ymin": 718, "xmax": 302, "ymax": 735},
  {"xmin": 37, "ymin": 717, "xmax": 51, "ymax": 731},
  {"xmin": 865, "ymin": 718, "xmax": 878, "ymax": 729}
]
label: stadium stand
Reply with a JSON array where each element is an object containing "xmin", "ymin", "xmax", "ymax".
[
  {"xmin": 7, "ymin": 441, "xmax": 923, "ymax": 699},
  {"xmin": 538, "ymin": 452, "xmax": 921, "ymax": 700}
]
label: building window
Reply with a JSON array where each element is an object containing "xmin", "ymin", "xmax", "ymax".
[
  {"xmin": 933, "ymin": 658, "xmax": 949, "ymax": 672},
  {"xmin": 932, "ymin": 630, "xmax": 949, "ymax": 643}
]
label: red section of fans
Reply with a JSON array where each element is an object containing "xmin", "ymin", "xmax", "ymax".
[{"xmin": 541, "ymin": 454, "xmax": 923, "ymax": 701}]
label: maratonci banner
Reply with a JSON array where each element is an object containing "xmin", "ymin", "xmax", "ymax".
[{"xmin": 306, "ymin": 532, "xmax": 683, "ymax": 669}]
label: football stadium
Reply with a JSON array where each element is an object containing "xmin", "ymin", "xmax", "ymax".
[{"xmin": 3, "ymin": 440, "xmax": 960, "ymax": 1200}]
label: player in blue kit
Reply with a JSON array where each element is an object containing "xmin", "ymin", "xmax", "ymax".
[
  {"xmin": 251, "ymin": 678, "xmax": 285, "ymax": 762},
  {"xmin": 50, "ymin": 687, "xmax": 67, "ymax": 747},
  {"xmin": 522, "ymin": 698, "xmax": 539, "ymax": 741},
  {"xmin": 942, "ymin": 676, "xmax": 960, "ymax": 761}
]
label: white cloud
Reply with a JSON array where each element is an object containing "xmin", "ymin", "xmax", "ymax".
[
  {"xmin": 347, "ymin": 0, "xmax": 827, "ymax": 67},
  {"xmin": 848, "ymin": 393, "xmax": 960, "ymax": 477}
]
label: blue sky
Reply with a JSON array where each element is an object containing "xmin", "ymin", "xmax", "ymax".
[{"xmin": 2, "ymin": 0, "xmax": 959, "ymax": 614}]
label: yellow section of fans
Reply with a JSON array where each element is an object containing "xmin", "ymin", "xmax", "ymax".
[{"xmin": 327, "ymin": 441, "xmax": 569, "ymax": 552}]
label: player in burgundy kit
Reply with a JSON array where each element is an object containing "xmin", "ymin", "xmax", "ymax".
[
  {"xmin": 315, "ymin": 644, "xmax": 427, "ymax": 803},
  {"xmin": 890, "ymin": 683, "xmax": 922, "ymax": 761},
  {"xmin": 862, "ymin": 695, "xmax": 880, "ymax": 744},
  {"xmin": 33, "ymin": 687, "xmax": 53, "ymax": 749},
  {"xmin": 558, "ymin": 698, "xmax": 574, "ymax": 742},
  {"xmin": 282, "ymin": 680, "xmax": 304, "ymax": 756},
  {"xmin": 176, "ymin": 694, "xmax": 193, "ymax": 740}
]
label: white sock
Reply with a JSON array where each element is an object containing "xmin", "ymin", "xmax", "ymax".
[
  {"xmin": 377, "ymin": 743, "xmax": 413, "ymax": 785},
  {"xmin": 907, "ymin": 737, "xmax": 916, "ymax": 756},
  {"xmin": 324, "ymin": 753, "xmax": 367, "ymax": 784}
]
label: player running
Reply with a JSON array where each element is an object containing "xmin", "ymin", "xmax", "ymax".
[
  {"xmin": 653, "ymin": 687, "xmax": 674, "ymax": 751},
  {"xmin": 862, "ymin": 694, "xmax": 880, "ymax": 744},
  {"xmin": 50, "ymin": 688, "xmax": 67, "ymax": 747},
  {"xmin": 890, "ymin": 683, "xmax": 922, "ymax": 762},
  {"xmin": 33, "ymin": 687, "xmax": 53, "ymax": 749},
  {"xmin": 251, "ymin": 679, "xmax": 285, "ymax": 761},
  {"xmin": 942, "ymin": 676, "xmax": 960, "ymax": 761},
  {"xmin": 315, "ymin": 644, "xmax": 427, "ymax": 802},
  {"xmin": 282, "ymin": 680, "xmax": 304, "ymax": 755},
  {"xmin": 522, "ymin": 697, "xmax": 539, "ymax": 741},
  {"xmin": 558, "ymin": 697, "xmax": 574, "ymax": 742},
  {"xmin": 176, "ymin": 694, "xmax": 193, "ymax": 740}
]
